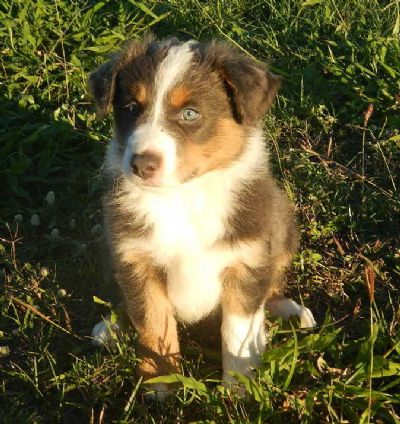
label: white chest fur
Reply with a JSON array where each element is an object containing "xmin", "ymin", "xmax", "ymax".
[{"xmin": 117, "ymin": 170, "xmax": 236, "ymax": 323}]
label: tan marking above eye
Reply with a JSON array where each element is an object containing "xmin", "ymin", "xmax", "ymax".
[
  {"xmin": 129, "ymin": 83, "xmax": 148, "ymax": 104},
  {"xmin": 169, "ymin": 86, "xmax": 192, "ymax": 108}
]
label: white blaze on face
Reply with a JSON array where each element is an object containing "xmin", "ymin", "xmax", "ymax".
[
  {"xmin": 121, "ymin": 42, "xmax": 195, "ymax": 186},
  {"xmin": 122, "ymin": 124, "xmax": 178, "ymax": 186}
]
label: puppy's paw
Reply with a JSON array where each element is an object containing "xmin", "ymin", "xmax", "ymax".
[
  {"xmin": 91, "ymin": 315, "xmax": 121, "ymax": 347},
  {"xmin": 266, "ymin": 297, "xmax": 317, "ymax": 329},
  {"xmin": 298, "ymin": 305, "xmax": 317, "ymax": 329}
]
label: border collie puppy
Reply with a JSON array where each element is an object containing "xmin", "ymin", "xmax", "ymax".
[{"xmin": 89, "ymin": 37, "xmax": 315, "ymax": 398}]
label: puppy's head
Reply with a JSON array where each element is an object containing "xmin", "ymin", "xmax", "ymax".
[{"xmin": 89, "ymin": 37, "xmax": 280, "ymax": 187}]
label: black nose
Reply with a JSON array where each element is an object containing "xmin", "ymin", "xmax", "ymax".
[{"xmin": 130, "ymin": 152, "xmax": 162, "ymax": 180}]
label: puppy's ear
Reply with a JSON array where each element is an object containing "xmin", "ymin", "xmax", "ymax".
[
  {"xmin": 88, "ymin": 37, "xmax": 154, "ymax": 118},
  {"xmin": 88, "ymin": 57, "xmax": 119, "ymax": 118},
  {"xmin": 207, "ymin": 42, "xmax": 281, "ymax": 125}
]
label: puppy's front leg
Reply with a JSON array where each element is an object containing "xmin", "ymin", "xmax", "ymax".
[
  {"xmin": 221, "ymin": 266, "xmax": 266, "ymax": 386},
  {"xmin": 117, "ymin": 259, "xmax": 180, "ymax": 398}
]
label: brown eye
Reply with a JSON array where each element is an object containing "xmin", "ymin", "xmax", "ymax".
[{"xmin": 126, "ymin": 101, "xmax": 141, "ymax": 116}]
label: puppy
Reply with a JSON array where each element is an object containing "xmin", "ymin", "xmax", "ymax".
[{"xmin": 89, "ymin": 37, "xmax": 315, "ymax": 398}]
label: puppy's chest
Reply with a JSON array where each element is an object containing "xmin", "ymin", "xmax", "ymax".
[
  {"xmin": 152, "ymin": 191, "xmax": 230, "ymax": 321},
  {"xmin": 151, "ymin": 196, "xmax": 225, "ymax": 257},
  {"xmin": 123, "ymin": 186, "xmax": 235, "ymax": 322}
]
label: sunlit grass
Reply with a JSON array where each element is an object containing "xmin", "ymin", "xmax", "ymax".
[{"xmin": 1, "ymin": 0, "xmax": 399, "ymax": 422}]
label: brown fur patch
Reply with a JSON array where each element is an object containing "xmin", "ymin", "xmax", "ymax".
[
  {"xmin": 221, "ymin": 260, "xmax": 268, "ymax": 316},
  {"xmin": 200, "ymin": 41, "xmax": 281, "ymax": 125},
  {"xmin": 221, "ymin": 249, "xmax": 294, "ymax": 317},
  {"xmin": 134, "ymin": 287, "xmax": 180, "ymax": 379},
  {"xmin": 117, "ymin": 252, "xmax": 180, "ymax": 379},
  {"xmin": 169, "ymin": 85, "xmax": 191, "ymax": 108},
  {"xmin": 266, "ymin": 251, "xmax": 294, "ymax": 299},
  {"xmin": 102, "ymin": 180, "xmax": 151, "ymax": 239},
  {"xmin": 219, "ymin": 176, "xmax": 299, "ymax": 316},
  {"xmin": 221, "ymin": 263, "xmax": 253, "ymax": 315},
  {"xmin": 223, "ymin": 174, "xmax": 298, "ymax": 248},
  {"xmin": 129, "ymin": 83, "xmax": 148, "ymax": 104},
  {"xmin": 178, "ymin": 118, "xmax": 245, "ymax": 181}
]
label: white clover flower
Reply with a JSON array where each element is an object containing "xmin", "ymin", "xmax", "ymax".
[
  {"xmin": 40, "ymin": 267, "xmax": 49, "ymax": 278},
  {"xmin": 45, "ymin": 191, "xmax": 55, "ymax": 205},
  {"xmin": 14, "ymin": 214, "xmax": 23, "ymax": 223},
  {"xmin": 69, "ymin": 218, "xmax": 76, "ymax": 229},
  {"xmin": 57, "ymin": 288, "xmax": 67, "ymax": 297},
  {"xmin": 50, "ymin": 228, "xmax": 59, "ymax": 238},
  {"xmin": 30, "ymin": 214, "xmax": 40, "ymax": 226},
  {"xmin": 0, "ymin": 346, "xmax": 10, "ymax": 357}
]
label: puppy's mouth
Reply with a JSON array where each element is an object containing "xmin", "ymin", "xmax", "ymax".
[
  {"xmin": 130, "ymin": 173, "xmax": 181, "ymax": 190},
  {"xmin": 135, "ymin": 167, "xmax": 205, "ymax": 188}
]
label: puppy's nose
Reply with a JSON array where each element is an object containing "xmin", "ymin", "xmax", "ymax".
[{"xmin": 130, "ymin": 151, "xmax": 162, "ymax": 180}]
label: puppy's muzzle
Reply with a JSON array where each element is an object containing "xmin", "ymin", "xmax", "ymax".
[{"xmin": 130, "ymin": 151, "xmax": 162, "ymax": 180}]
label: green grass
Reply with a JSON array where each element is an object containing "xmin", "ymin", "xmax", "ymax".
[{"xmin": 1, "ymin": 0, "xmax": 400, "ymax": 422}]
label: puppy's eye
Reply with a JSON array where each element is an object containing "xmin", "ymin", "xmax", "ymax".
[
  {"xmin": 125, "ymin": 101, "xmax": 141, "ymax": 116},
  {"xmin": 181, "ymin": 108, "xmax": 199, "ymax": 121}
]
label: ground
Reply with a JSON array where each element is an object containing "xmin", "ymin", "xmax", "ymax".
[{"xmin": 1, "ymin": 0, "xmax": 400, "ymax": 423}]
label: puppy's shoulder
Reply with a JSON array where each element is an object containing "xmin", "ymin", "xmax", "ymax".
[{"xmin": 225, "ymin": 171, "xmax": 296, "ymax": 244}]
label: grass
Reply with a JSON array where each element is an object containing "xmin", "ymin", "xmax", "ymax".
[{"xmin": 1, "ymin": 0, "xmax": 400, "ymax": 422}]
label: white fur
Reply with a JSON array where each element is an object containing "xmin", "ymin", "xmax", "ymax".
[
  {"xmin": 221, "ymin": 307, "xmax": 266, "ymax": 383},
  {"xmin": 152, "ymin": 42, "xmax": 194, "ymax": 123},
  {"xmin": 167, "ymin": 242, "xmax": 265, "ymax": 322},
  {"xmin": 266, "ymin": 297, "xmax": 316, "ymax": 328},
  {"xmin": 114, "ymin": 130, "xmax": 266, "ymax": 323}
]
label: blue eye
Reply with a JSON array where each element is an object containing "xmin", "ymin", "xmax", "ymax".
[{"xmin": 182, "ymin": 108, "xmax": 199, "ymax": 121}]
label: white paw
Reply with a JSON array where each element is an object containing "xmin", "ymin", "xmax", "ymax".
[
  {"xmin": 266, "ymin": 297, "xmax": 316, "ymax": 328},
  {"xmin": 144, "ymin": 383, "xmax": 170, "ymax": 402},
  {"xmin": 298, "ymin": 305, "xmax": 317, "ymax": 328},
  {"xmin": 91, "ymin": 315, "xmax": 121, "ymax": 347}
]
